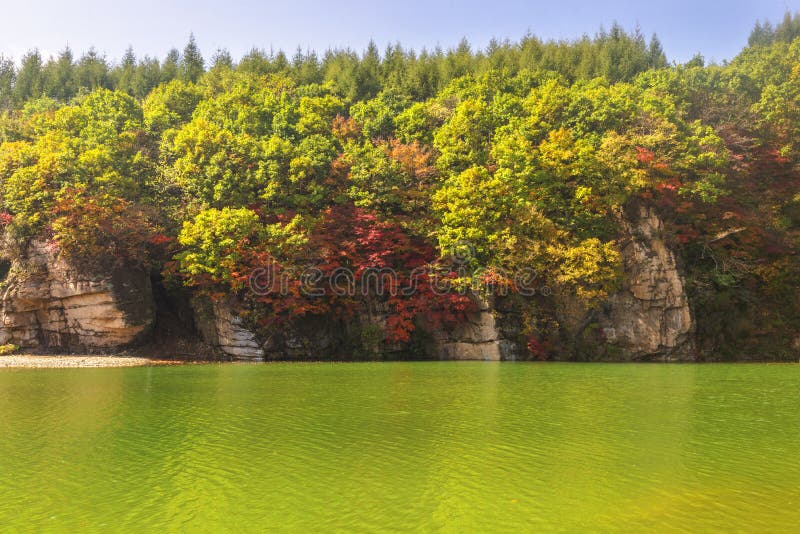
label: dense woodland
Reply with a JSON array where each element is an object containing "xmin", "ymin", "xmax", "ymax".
[{"xmin": 1, "ymin": 14, "xmax": 800, "ymax": 359}]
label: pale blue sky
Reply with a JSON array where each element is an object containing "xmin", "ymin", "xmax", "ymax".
[{"xmin": 0, "ymin": 0, "xmax": 798, "ymax": 64}]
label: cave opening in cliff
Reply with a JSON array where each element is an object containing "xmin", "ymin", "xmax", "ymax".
[{"xmin": 148, "ymin": 270, "xmax": 212, "ymax": 358}]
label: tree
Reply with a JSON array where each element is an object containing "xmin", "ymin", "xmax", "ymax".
[
  {"xmin": 14, "ymin": 50, "xmax": 44, "ymax": 103},
  {"xmin": 180, "ymin": 34, "xmax": 205, "ymax": 83},
  {"xmin": 114, "ymin": 46, "xmax": 137, "ymax": 95},
  {"xmin": 0, "ymin": 89, "xmax": 151, "ymax": 241},
  {"xmin": 355, "ymin": 40, "xmax": 381, "ymax": 100},
  {"xmin": 210, "ymin": 48, "xmax": 234, "ymax": 70},
  {"xmin": 177, "ymin": 207, "xmax": 261, "ymax": 285},
  {"xmin": 42, "ymin": 47, "xmax": 76, "ymax": 101},
  {"xmin": 74, "ymin": 48, "xmax": 111, "ymax": 91},
  {"xmin": 131, "ymin": 56, "xmax": 163, "ymax": 98},
  {"xmin": 142, "ymin": 79, "xmax": 202, "ymax": 135},
  {"xmin": 0, "ymin": 56, "xmax": 15, "ymax": 109},
  {"xmin": 648, "ymin": 34, "xmax": 667, "ymax": 68},
  {"xmin": 162, "ymin": 48, "xmax": 180, "ymax": 83}
]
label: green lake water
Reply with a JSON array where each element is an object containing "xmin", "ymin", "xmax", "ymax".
[{"xmin": 0, "ymin": 362, "xmax": 798, "ymax": 532}]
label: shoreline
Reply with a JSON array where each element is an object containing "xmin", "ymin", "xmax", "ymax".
[
  {"xmin": 0, "ymin": 354, "xmax": 184, "ymax": 368},
  {"xmin": 0, "ymin": 354, "xmax": 797, "ymax": 368}
]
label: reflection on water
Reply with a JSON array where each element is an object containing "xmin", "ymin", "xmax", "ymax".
[{"xmin": 0, "ymin": 363, "xmax": 798, "ymax": 531}]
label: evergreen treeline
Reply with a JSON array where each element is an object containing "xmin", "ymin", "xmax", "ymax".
[{"xmin": 0, "ymin": 25, "xmax": 667, "ymax": 107}]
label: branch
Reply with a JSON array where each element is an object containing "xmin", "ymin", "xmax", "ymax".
[{"xmin": 708, "ymin": 227, "xmax": 747, "ymax": 244}]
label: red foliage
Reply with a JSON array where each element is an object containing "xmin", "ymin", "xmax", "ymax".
[
  {"xmin": 229, "ymin": 204, "xmax": 475, "ymax": 343},
  {"xmin": 526, "ymin": 335, "xmax": 551, "ymax": 361},
  {"xmin": 51, "ymin": 187, "xmax": 163, "ymax": 268},
  {"xmin": 309, "ymin": 204, "xmax": 474, "ymax": 342},
  {"xmin": 636, "ymin": 146, "xmax": 655, "ymax": 165}
]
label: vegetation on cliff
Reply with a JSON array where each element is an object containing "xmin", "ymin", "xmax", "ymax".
[{"xmin": 1, "ymin": 15, "xmax": 799, "ymax": 358}]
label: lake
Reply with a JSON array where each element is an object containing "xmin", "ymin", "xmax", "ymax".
[{"xmin": 0, "ymin": 362, "xmax": 798, "ymax": 531}]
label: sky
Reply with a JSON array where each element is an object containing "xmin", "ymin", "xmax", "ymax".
[{"xmin": 0, "ymin": 0, "xmax": 799, "ymax": 65}]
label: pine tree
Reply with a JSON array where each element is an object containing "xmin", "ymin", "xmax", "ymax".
[
  {"xmin": 14, "ymin": 50, "xmax": 44, "ymax": 103},
  {"xmin": 0, "ymin": 55, "xmax": 15, "ymax": 109},
  {"xmin": 180, "ymin": 34, "xmax": 204, "ymax": 83},
  {"xmin": 355, "ymin": 40, "xmax": 381, "ymax": 100},
  {"xmin": 162, "ymin": 48, "xmax": 180, "ymax": 83},
  {"xmin": 210, "ymin": 48, "xmax": 234, "ymax": 70},
  {"xmin": 648, "ymin": 34, "xmax": 667, "ymax": 68},
  {"xmin": 238, "ymin": 48, "xmax": 271, "ymax": 75},
  {"xmin": 114, "ymin": 46, "xmax": 137, "ymax": 94},
  {"xmin": 292, "ymin": 49, "xmax": 321, "ymax": 85},
  {"xmin": 42, "ymin": 47, "xmax": 76, "ymax": 101},
  {"xmin": 74, "ymin": 48, "xmax": 110, "ymax": 91},
  {"xmin": 131, "ymin": 56, "xmax": 162, "ymax": 98},
  {"xmin": 444, "ymin": 38, "xmax": 472, "ymax": 81},
  {"xmin": 685, "ymin": 53, "xmax": 704, "ymax": 68}
]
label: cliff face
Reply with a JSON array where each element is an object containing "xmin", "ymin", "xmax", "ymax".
[
  {"xmin": 596, "ymin": 205, "xmax": 694, "ymax": 359},
  {"xmin": 422, "ymin": 296, "xmax": 518, "ymax": 361},
  {"xmin": 192, "ymin": 298, "xmax": 397, "ymax": 361},
  {"xmin": 423, "ymin": 206, "xmax": 695, "ymax": 361},
  {"xmin": 426, "ymin": 303, "xmax": 504, "ymax": 360},
  {"xmin": 0, "ymin": 242, "xmax": 154, "ymax": 351},
  {"xmin": 0, "ymin": 207, "xmax": 694, "ymax": 360},
  {"xmin": 182, "ymin": 206, "xmax": 694, "ymax": 361},
  {"xmin": 192, "ymin": 297, "xmax": 264, "ymax": 361}
]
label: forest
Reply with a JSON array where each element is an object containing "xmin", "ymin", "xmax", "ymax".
[{"xmin": 1, "ymin": 13, "xmax": 800, "ymax": 359}]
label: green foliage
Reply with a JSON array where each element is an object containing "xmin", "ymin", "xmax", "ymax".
[
  {"xmin": 143, "ymin": 80, "xmax": 202, "ymax": 135},
  {"xmin": 0, "ymin": 89, "xmax": 150, "ymax": 241},
  {"xmin": 0, "ymin": 343, "xmax": 18, "ymax": 355},
  {"xmin": 177, "ymin": 207, "xmax": 261, "ymax": 284},
  {"xmin": 430, "ymin": 72, "xmax": 729, "ymax": 304}
]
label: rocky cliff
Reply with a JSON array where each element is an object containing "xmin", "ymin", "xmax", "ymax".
[
  {"xmin": 0, "ymin": 207, "xmax": 694, "ymax": 360},
  {"xmin": 192, "ymin": 297, "xmax": 264, "ymax": 361},
  {"xmin": 513, "ymin": 205, "xmax": 695, "ymax": 360},
  {"xmin": 0, "ymin": 242, "xmax": 154, "ymax": 351},
  {"xmin": 175, "ymin": 206, "xmax": 695, "ymax": 361},
  {"xmin": 191, "ymin": 298, "xmax": 397, "ymax": 361},
  {"xmin": 596, "ymin": 205, "xmax": 694, "ymax": 359},
  {"xmin": 422, "ymin": 295, "xmax": 519, "ymax": 361}
]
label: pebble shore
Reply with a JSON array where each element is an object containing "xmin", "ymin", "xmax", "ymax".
[{"xmin": 0, "ymin": 355, "xmax": 179, "ymax": 368}]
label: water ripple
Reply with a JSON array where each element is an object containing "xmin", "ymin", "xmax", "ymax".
[{"xmin": 0, "ymin": 363, "xmax": 799, "ymax": 531}]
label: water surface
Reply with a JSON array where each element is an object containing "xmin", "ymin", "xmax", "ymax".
[{"xmin": 1, "ymin": 362, "xmax": 798, "ymax": 531}]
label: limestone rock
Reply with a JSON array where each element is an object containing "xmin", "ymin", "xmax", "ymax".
[
  {"xmin": 192, "ymin": 297, "xmax": 263, "ymax": 361},
  {"xmin": 599, "ymin": 206, "xmax": 694, "ymax": 359},
  {"xmin": 424, "ymin": 295, "xmax": 508, "ymax": 361},
  {"xmin": 0, "ymin": 242, "xmax": 154, "ymax": 351}
]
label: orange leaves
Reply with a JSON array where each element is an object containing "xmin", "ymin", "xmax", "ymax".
[
  {"xmin": 385, "ymin": 139, "xmax": 436, "ymax": 183},
  {"xmin": 635, "ymin": 146, "xmax": 655, "ymax": 165},
  {"xmin": 148, "ymin": 233, "xmax": 173, "ymax": 247},
  {"xmin": 332, "ymin": 115, "xmax": 361, "ymax": 141}
]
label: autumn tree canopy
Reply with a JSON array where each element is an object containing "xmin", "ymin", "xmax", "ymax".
[{"xmin": 1, "ymin": 15, "xmax": 800, "ymax": 356}]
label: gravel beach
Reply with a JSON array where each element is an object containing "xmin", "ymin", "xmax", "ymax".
[{"xmin": 0, "ymin": 355, "xmax": 179, "ymax": 368}]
